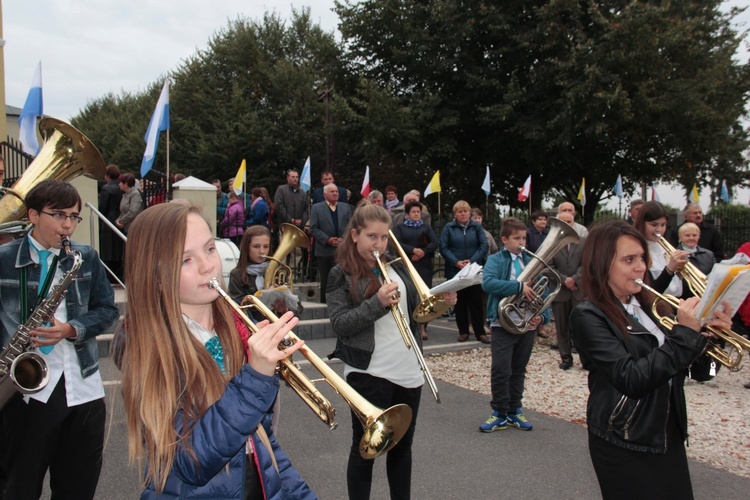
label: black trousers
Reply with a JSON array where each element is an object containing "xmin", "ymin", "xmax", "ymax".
[
  {"xmin": 1, "ymin": 377, "xmax": 106, "ymax": 500},
  {"xmin": 489, "ymin": 326, "xmax": 535, "ymax": 415},
  {"xmin": 345, "ymin": 372, "xmax": 422, "ymax": 500},
  {"xmin": 317, "ymin": 255, "xmax": 336, "ymax": 303},
  {"xmin": 456, "ymin": 284, "xmax": 486, "ymax": 338}
]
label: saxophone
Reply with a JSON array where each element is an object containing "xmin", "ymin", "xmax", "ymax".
[{"xmin": 0, "ymin": 237, "xmax": 83, "ymax": 409}]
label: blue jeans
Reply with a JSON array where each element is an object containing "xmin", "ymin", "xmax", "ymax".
[{"xmin": 489, "ymin": 326, "xmax": 535, "ymax": 415}]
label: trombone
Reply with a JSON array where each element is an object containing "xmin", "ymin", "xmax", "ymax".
[
  {"xmin": 388, "ymin": 229, "xmax": 450, "ymax": 322},
  {"xmin": 207, "ymin": 278, "xmax": 413, "ymax": 459},
  {"xmin": 372, "ymin": 250, "xmax": 441, "ymax": 403},
  {"xmin": 635, "ymin": 279, "xmax": 750, "ymax": 372}
]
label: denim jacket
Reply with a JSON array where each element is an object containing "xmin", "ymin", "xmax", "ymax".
[{"xmin": 0, "ymin": 237, "xmax": 119, "ymax": 378}]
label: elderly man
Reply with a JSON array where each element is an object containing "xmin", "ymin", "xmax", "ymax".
[
  {"xmin": 312, "ymin": 170, "xmax": 349, "ymax": 205},
  {"xmin": 670, "ymin": 203, "xmax": 725, "ymax": 262},
  {"xmin": 557, "ymin": 201, "xmax": 587, "ymax": 238},
  {"xmin": 391, "ymin": 190, "xmax": 432, "ymax": 227},
  {"xmin": 549, "ymin": 212, "xmax": 584, "ymax": 369},
  {"xmin": 310, "ymin": 184, "xmax": 351, "ymax": 302}
]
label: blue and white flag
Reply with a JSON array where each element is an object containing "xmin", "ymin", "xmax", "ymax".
[
  {"xmin": 140, "ymin": 80, "xmax": 170, "ymax": 177},
  {"xmin": 720, "ymin": 180, "xmax": 730, "ymax": 203},
  {"xmin": 481, "ymin": 166, "xmax": 491, "ymax": 196},
  {"xmin": 300, "ymin": 156, "xmax": 311, "ymax": 193},
  {"xmin": 18, "ymin": 62, "xmax": 43, "ymax": 156},
  {"xmin": 614, "ymin": 174, "xmax": 623, "ymax": 200}
]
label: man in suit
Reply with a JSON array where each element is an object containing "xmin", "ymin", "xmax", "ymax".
[
  {"xmin": 310, "ymin": 184, "xmax": 352, "ymax": 303},
  {"xmin": 557, "ymin": 201, "xmax": 587, "ymax": 238},
  {"xmin": 549, "ymin": 211, "xmax": 584, "ymax": 370},
  {"xmin": 311, "ymin": 170, "xmax": 349, "ymax": 205}
]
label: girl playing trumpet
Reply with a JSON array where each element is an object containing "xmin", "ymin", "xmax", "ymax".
[
  {"xmin": 120, "ymin": 203, "xmax": 315, "ymax": 499},
  {"xmin": 327, "ymin": 202, "xmax": 456, "ymax": 499}
]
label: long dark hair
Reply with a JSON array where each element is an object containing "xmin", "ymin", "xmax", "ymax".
[
  {"xmin": 633, "ymin": 200, "xmax": 669, "ymax": 238},
  {"xmin": 581, "ymin": 220, "xmax": 658, "ymax": 335},
  {"xmin": 236, "ymin": 225, "xmax": 272, "ymax": 284}
]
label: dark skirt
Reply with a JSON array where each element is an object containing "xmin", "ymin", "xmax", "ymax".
[{"xmin": 588, "ymin": 406, "xmax": 693, "ymax": 500}]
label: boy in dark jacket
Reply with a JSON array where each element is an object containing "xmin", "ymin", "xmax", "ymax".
[{"xmin": 480, "ymin": 217, "xmax": 550, "ymax": 432}]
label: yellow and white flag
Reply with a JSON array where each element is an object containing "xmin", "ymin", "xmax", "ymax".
[
  {"xmin": 233, "ymin": 159, "xmax": 247, "ymax": 195},
  {"xmin": 577, "ymin": 178, "xmax": 586, "ymax": 207},
  {"xmin": 424, "ymin": 170, "xmax": 441, "ymax": 197},
  {"xmin": 690, "ymin": 183, "xmax": 700, "ymax": 203}
]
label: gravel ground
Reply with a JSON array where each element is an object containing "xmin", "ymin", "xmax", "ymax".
[{"xmin": 429, "ymin": 329, "xmax": 750, "ymax": 479}]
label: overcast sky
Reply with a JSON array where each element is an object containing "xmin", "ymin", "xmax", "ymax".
[{"xmin": 3, "ymin": 0, "xmax": 748, "ymax": 207}]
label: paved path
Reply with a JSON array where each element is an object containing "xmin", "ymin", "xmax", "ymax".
[{"xmin": 45, "ymin": 317, "xmax": 750, "ymax": 499}]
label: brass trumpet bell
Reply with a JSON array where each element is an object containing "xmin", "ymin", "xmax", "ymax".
[{"xmin": 206, "ymin": 278, "xmax": 413, "ymax": 459}]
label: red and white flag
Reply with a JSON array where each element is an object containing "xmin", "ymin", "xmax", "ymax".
[
  {"xmin": 360, "ymin": 165, "xmax": 370, "ymax": 198},
  {"xmin": 650, "ymin": 186, "xmax": 661, "ymax": 202},
  {"xmin": 517, "ymin": 175, "xmax": 531, "ymax": 202}
]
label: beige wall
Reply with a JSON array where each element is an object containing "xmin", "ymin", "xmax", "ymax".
[{"xmin": 70, "ymin": 176, "xmax": 98, "ymax": 248}]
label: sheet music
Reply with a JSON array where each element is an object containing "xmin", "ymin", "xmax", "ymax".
[
  {"xmin": 429, "ymin": 262, "xmax": 483, "ymax": 295},
  {"xmin": 696, "ymin": 263, "xmax": 750, "ymax": 321}
]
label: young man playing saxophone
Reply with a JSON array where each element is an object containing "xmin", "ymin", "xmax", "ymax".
[{"xmin": 0, "ymin": 179, "xmax": 118, "ymax": 500}]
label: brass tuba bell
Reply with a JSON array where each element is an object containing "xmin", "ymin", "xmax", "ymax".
[
  {"xmin": 263, "ymin": 223, "xmax": 310, "ymax": 290},
  {"xmin": 0, "ymin": 118, "xmax": 106, "ymax": 224}
]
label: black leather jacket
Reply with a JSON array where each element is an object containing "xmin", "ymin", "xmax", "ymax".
[{"xmin": 570, "ymin": 301, "xmax": 707, "ymax": 454}]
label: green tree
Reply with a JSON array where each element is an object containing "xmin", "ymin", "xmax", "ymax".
[{"xmin": 336, "ymin": 1, "xmax": 750, "ymax": 219}]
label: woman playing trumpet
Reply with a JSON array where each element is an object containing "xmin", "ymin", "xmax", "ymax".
[
  {"xmin": 633, "ymin": 201, "xmax": 691, "ymax": 297},
  {"xmin": 327, "ymin": 203, "xmax": 456, "ymax": 499},
  {"xmin": 121, "ymin": 203, "xmax": 315, "ymax": 499},
  {"xmin": 570, "ymin": 221, "xmax": 731, "ymax": 500}
]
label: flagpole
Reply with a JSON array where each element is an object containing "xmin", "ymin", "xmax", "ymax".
[
  {"xmin": 485, "ymin": 194, "xmax": 488, "ymax": 219},
  {"xmin": 166, "ymin": 129, "xmax": 171, "ymax": 198}
]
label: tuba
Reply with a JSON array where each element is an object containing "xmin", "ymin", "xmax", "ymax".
[
  {"xmin": 498, "ymin": 217, "xmax": 580, "ymax": 334},
  {"xmin": 0, "ymin": 118, "xmax": 106, "ymax": 224},
  {"xmin": 208, "ymin": 278, "xmax": 413, "ymax": 459},
  {"xmin": 263, "ymin": 223, "xmax": 309, "ymax": 290}
]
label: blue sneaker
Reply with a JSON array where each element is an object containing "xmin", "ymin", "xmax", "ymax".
[
  {"xmin": 479, "ymin": 411, "xmax": 507, "ymax": 432},
  {"xmin": 507, "ymin": 408, "xmax": 533, "ymax": 431}
]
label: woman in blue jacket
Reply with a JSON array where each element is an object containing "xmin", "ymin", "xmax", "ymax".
[
  {"xmin": 439, "ymin": 200, "xmax": 489, "ymax": 343},
  {"xmin": 121, "ymin": 203, "xmax": 316, "ymax": 499}
]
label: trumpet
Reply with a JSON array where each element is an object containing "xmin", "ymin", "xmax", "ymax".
[
  {"xmin": 372, "ymin": 251, "xmax": 441, "ymax": 403},
  {"xmin": 634, "ymin": 279, "xmax": 750, "ymax": 372},
  {"xmin": 207, "ymin": 278, "xmax": 412, "ymax": 459},
  {"xmin": 654, "ymin": 233, "xmax": 707, "ymax": 296}
]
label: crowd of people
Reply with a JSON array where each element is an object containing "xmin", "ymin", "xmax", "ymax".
[{"xmin": 2, "ymin": 159, "xmax": 749, "ymax": 500}]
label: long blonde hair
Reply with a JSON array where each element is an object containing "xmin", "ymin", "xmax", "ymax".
[{"xmin": 121, "ymin": 203, "xmax": 245, "ymax": 492}]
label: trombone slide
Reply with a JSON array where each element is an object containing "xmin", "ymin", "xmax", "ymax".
[{"xmin": 372, "ymin": 252, "xmax": 441, "ymax": 403}]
